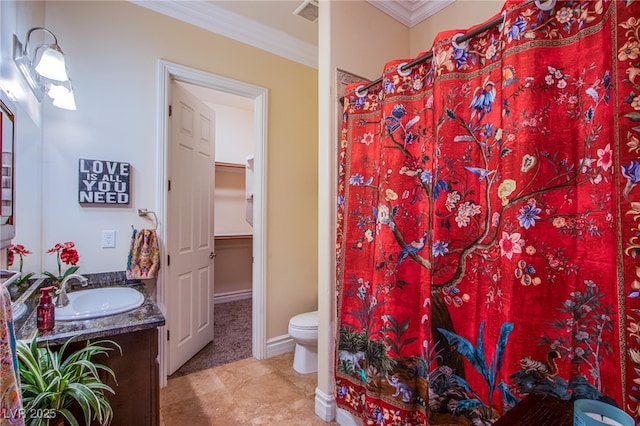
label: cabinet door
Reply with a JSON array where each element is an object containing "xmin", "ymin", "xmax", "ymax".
[{"xmin": 64, "ymin": 329, "xmax": 160, "ymax": 426}]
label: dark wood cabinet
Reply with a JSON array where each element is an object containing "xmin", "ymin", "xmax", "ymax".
[
  {"xmin": 65, "ymin": 328, "xmax": 160, "ymax": 426},
  {"xmin": 102, "ymin": 328, "xmax": 159, "ymax": 426}
]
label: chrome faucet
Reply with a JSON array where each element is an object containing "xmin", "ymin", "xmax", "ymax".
[{"xmin": 55, "ymin": 274, "xmax": 88, "ymax": 308}]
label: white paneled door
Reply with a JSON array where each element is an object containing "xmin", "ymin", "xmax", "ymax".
[{"xmin": 167, "ymin": 80, "xmax": 216, "ymax": 375}]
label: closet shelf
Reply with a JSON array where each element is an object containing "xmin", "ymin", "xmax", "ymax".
[
  {"xmin": 215, "ymin": 234, "xmax": 253, "ymax": 240},
  {"xmin": 215, "ymin": 161, "xmax": 245, "ymax": 170}
]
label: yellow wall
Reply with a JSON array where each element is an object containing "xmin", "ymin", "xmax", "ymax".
[
  {"xmin": 410, "ymin": 1, "xmax": 504, "ymax": 55},
  {"xmin": 214, "ymin": 167, "xmax": 253, "ymax": 297},
  {"xmin": 317, "ymin": 0, "xmax": 410, "ymax": 411},
  {"xmin": 328, "ymin": 0, "xmax": 411, "ymax": 81},
  {"xmin": 214, "ymin": 238, "xmax": 253, "ymax": 296},
  {"xmin": 4, "ymin": 0, "xmax": 318, "ymax": 342},
  {"xmin": 214, "ymin": 168, "xmax": 253, "ymax": 237}
]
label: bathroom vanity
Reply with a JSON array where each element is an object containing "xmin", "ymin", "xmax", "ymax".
[{"xmin": 15, "ymin": 277, "xmax": 165, "ymax": 426}]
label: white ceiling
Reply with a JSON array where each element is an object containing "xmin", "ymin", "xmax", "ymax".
[
  {"xmin": 210, "ymin": 0, "xmax": 455, "ymax": 43},
  {"xmin": 132, "ymin": 0, "xmax": 456, "ymax": 69},
  {"xmin": 367, "ymin": 0, "xmax": 455, "ymax": 28},
  {"xmin": 211, "ymin": 0, "xmax": 319, "ymax": 46}
]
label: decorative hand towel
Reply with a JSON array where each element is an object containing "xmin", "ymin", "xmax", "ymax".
[
  {"xmin": 126, "ymin": 228, "xmax": 160, "ymax": 280},
  {"xmin": 1, "ymin": 286, "xmax": 24, "ymax": 425}
]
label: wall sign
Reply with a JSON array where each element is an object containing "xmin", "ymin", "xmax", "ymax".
[{"xmin": 78, "ymin": 158, "xmax": 130, "ymax": 205}]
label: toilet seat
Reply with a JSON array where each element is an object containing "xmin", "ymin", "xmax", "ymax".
[{"xmin": 289, "ymin": 311, "xmax": 318, "ymax": 330}]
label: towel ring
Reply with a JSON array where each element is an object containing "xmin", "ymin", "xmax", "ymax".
[{"xmin": 137, "ymin": 208, "xmax": 158, "ymax": 231}]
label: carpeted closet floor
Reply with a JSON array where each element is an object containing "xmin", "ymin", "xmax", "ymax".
[{"xmin": 170, "ymin": 298, "xmax": 253, "ymax": 379}]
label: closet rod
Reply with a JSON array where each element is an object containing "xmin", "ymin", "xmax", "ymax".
[{"xmin": 347, "ymin": 0, "xmax": 538, "ymax": 99}]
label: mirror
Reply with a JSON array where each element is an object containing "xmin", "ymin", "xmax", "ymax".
[{"xmin": 0, "ymin": 92, "xmax": 16, "ymax": 249}]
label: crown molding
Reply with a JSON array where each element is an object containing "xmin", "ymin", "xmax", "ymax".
[
  {"xmin": 366, "ymin": 0, "xmax": 456, "ymax": 28},
  {"xmin": 130, "ymin": 1, "xmax": 318, "ymax": 69}
]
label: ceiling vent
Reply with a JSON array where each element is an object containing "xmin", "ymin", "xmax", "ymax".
[{"xmin": 293, "ymin": 0, "xmax": 319, "ymax": 23}]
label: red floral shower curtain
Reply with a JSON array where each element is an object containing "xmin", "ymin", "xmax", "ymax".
[{"xmin": 336, "ymin": 0, "xmax": 640, "ymax": 424}]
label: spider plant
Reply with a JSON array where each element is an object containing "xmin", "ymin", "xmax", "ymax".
[{"xmin": 16, "ymin": 334, "xmax": 121, "ymax": 426}]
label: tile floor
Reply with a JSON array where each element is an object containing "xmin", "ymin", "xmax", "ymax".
[{"xmin": 160, "ymin": 352, "xmax": 339, "ymax": 425}]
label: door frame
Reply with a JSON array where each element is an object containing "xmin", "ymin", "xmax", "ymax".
[{"xmin": 156, "ymin": 60, "xmax": 268, "ymax": 386}]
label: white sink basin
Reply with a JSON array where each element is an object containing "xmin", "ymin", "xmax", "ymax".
[{"xmin": 55, "ymin": 287, "xmax": 145, "ymax": 321}]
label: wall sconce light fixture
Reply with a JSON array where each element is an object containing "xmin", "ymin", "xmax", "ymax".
[{"xmin": 13, "ymin": 27, "xmax": 76, "ymax": 110}]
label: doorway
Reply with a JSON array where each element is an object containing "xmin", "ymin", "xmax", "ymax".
[{"xmin": 157, "ymin": 60, "xmax": 268, "ymax": 386}]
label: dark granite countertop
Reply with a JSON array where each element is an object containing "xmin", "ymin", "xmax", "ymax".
[{"xmin": 15, "ymin": 274, "xmax": 165, "ymax": 346}]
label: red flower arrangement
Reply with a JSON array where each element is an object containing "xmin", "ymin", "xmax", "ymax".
[
  {"xmin": 7, "ymin": 244, "xmax": 35, "ymax": 286},
  {"xmin": 43, "ymin": 241, "xmax": 80, "ymax": 284}
]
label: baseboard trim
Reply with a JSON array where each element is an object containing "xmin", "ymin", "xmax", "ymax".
[
  {"xmin": 214, "ymin": 290, "xmax": 252, "ymax": 304},
  {"xmin": 336, "ymin": 408, "xmax": 361, "ymax": 426},
  {"xmin": 314, "ymin": 387, "xmax": 336, "ymax": 422},
  {"xmin": 266, "ymin": 333, "xmax": 295, "ymax": 358}
]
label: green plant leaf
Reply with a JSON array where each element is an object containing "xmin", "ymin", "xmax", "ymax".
[
  {"xmin": 60, "ymin": 266, "xmax": 80, "ymax": 281},
  {"xmin": 17, "ymin": 333, "xmax": 119, "ymax": 426},
  {"xmin": 42, "ymin": 272, "xmax": 60, "ymax": 282},
  {"xmin": 59, "ymin": 408, "xmax": 80, "ymax": 426},
  {"xmin": 14, "ymin": 272, "xmax": 35, "ymax": 286}
]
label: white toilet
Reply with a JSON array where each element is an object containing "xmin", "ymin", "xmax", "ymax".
[{"xmin": 288, "ymin": 310, "xmax": 318, "ymax": 374}]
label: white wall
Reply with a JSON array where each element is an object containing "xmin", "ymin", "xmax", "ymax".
[
  {"xmin": 215, "ymin": 166, "xmax": 253, "ymax": 236},
  {"xmin": 212, "ymin": 100, "xmax": 254, "ymax": 297},
  {"xmin": 212, "ymin": 103, "xmax": 253, "ymax": 165},
  {"xmin": 1, "ymin": 0, "xmax": 318, "ymax": 342},
  {"xmin": 212, "ymin": 98, "xmax": 254, "ymax": 237},
  {"xmin": 177, "ymin": 80, "xmax": 254, "ymax": 166},
  {"xmin": 0, "ymin": 1, "xmax": 45, "ymax": 273}
]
